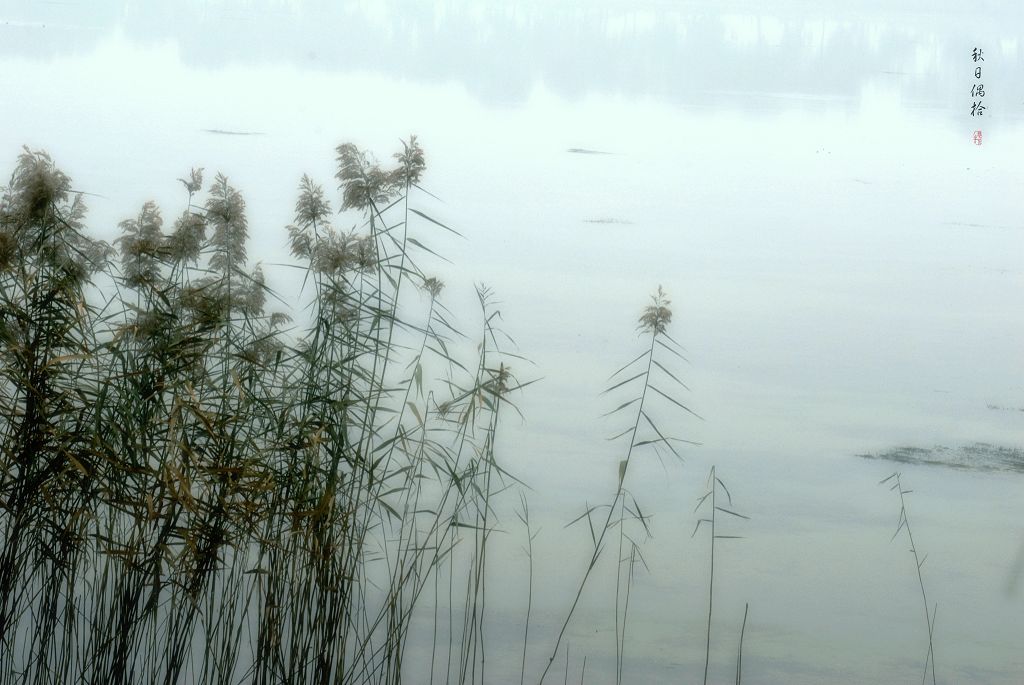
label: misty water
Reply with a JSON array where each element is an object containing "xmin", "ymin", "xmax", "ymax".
[{"xmin": 2, "ymin": 1, "xmax": 1023, "ymax": 683}]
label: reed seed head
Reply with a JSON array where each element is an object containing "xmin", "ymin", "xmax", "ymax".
[{"xmin": 638, "ymin": 285, "xmax": 672, "ymax": 335}]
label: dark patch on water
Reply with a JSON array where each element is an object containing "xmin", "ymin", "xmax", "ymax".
[
  {"xmin": 858, "ymin": 442, "xmax": 1024, "ymax": 474},
  {"xmin": 567, "ymin": 147, "xmax": 612, "ymax": 155},
  {"xmin": 582, "ymin": 217, "xmax": 633, "ymax": 225},
  {"xmin": 942, "ymin": 221, "xmax": 1022, "ymax": 231},
  {"xmin": 204, "ymin": 129, "xmax": 265, "ymax": 136},
  {"xmin": 987, "ymin": 403, "xmax": 1024, "ymax": 413}
]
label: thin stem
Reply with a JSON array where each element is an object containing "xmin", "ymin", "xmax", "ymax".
[
  {"xmin": 703, "ymin": 466, "xmax": 716, "ymax": 685},
  {"xmin": 735, "ymin": 603, "xmax": 748, "ymax": 685}
]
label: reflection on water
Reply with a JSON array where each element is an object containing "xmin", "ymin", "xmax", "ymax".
[{"xmin": 3, "ymin": 0, "xmax": 1024, "ymax": 120}]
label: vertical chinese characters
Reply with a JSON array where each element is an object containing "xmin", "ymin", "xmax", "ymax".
[
  {"xmin": 971, "ymin": 47, "xmax": 986, "ymax": 118},
  {"xmin": 970, "ymin": 47, "xmax": 985, "ymax": 145}
]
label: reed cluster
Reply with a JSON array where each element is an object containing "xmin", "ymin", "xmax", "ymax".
[{"xmin": 0, "ymin": 141, "xmax": 526, "ymax": 685}]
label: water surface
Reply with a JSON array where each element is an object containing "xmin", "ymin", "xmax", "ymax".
[{"xmin": 2, "ymin": 2, "xmax": 1022, "ymax": 683}]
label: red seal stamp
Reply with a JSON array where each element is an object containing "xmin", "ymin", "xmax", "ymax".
[{"xmin": 972, "ymin": 130, "xmax": 983, "ymax": 145}]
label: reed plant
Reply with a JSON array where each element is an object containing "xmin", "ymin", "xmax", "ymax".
[{"xmin": 537, "ymin": 286, "xmax": 698, "ymax": 685}]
